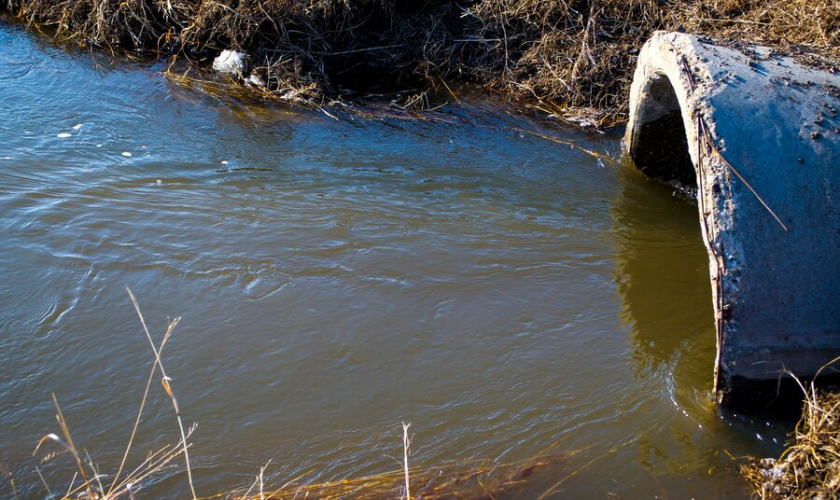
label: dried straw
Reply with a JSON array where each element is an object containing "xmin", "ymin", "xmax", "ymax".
[
  {"xmin": 2, "ymin": 0, "xmax": 836, "ymax": 119},
  {"xmin": 742, "ymin": 361, "xmax": 840, "ymax": 499}
]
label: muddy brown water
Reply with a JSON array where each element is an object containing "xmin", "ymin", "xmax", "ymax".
[{"xmin": 0, "ymin": 20, "xmax": 791, "ymax": 500}]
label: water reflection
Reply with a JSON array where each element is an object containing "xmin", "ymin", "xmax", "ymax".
[
  {"xmin": 612, "ymin": 165, "xmax": 715, "ymax": 390},
  {"xmin": 0, "ymin": 18, "xmax": 796, "ymax": 500},
  {"xmin": 611, "ymin": 164, "xmax": 730, "ymax": 482}
]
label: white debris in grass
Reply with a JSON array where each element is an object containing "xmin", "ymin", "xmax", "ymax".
[{"xmin": 213, "ymin": 50, "xmax": 246, "ymax": 75}]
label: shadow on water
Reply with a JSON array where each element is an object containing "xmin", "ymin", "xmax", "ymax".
[
  {"xmin": 612, "ymin": 165, "xmax": 715, "ymax": 395},
  {"xmin": 609, "ymin": 161, "xmax": 797, "ymax": 492}
]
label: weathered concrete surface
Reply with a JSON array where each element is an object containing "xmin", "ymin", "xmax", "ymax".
[{"xmin": 624, "ymin": 31, "xmax": 840, "ymax": 407}]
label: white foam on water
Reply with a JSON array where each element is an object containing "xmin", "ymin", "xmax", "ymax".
[{"xmin": 121, "ymin": 152, "xmax": 132, "ymax": 157}]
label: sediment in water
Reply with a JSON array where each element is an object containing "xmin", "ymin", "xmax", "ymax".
[{"xmin": 2, "ymin": 0, "xmax": 837, "ymax": 120}]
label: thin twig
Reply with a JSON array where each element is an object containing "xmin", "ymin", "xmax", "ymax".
[
  {"xmin": 0, "ymin": 464, "xmax": 20, "ymax": 500},
  {"xmin": 698, "ymin": 117, "xmax": 789, "ymax": 232},
  {"xmin": 127, "ymin": 287, "xmax": 198, "ymax": 500},
  {"xmin": 85, "ymin": 449, "xmax": 106, "ymax": 498},
  {"xmin": 258, "ymin": 460, "xmax": 271, "ymax": 500},
  {"xmin": 514, "ymin": 127, "xmax": 606, "ymax": 160},
  {"xmin": 402, "ymin": 422, "xmax": 412, "ymax": 500},
  {"xmin": 107, "ymin": 325, "xmax": 172, "ymax": 496},
  {"xmin": 50, "ymin": 394, "xmax": 95, "ymax": 499},
  {"xmin": 35, "ymin": 467, "xmax": 54, "ymax": 500}
]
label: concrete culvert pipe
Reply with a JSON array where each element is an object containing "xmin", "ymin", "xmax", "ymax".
[{"xmin": 624, "ymin": 31, "xmax": 840, "ymax": 408}]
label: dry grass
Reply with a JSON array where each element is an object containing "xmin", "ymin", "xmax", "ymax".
[
  {"xmin": 6, "ymin": 288, "xmax": 199, "ymax": 500},
  {"xmin": 2, "ymin": 0, "xmax": 837, "ymax": 120},
  {"xmin": 225, "ymin": 453, "xmax": 567, "ymax": 500},
  {"xmin": 0, "ymin": 291, "xmax": 573, "ymax": 500},
  {"xmin": 742, "ymin": 363, "xmax": 840, "ymax": 499},
  {"xmin": 9, "ymin": 291, "xmax": 840, "ymax": 499}
]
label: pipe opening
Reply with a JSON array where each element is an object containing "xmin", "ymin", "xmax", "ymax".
[{"xmin": 629, "ymin": 74, "xmax": 696, "ymax": 189}]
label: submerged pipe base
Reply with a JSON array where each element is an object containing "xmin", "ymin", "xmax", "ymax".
[{"xmin": 624, "ymin": 31, "xmax": 840, "ymax": 407}]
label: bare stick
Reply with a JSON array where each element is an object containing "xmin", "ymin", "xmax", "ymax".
[
  {"xmin": 241, "ymin": 475, "xmax": 260, "ymax": 500},
  {"xmin": 514, "ymin": 128, "xmax": 606, "ymax": 160},
  {"xmin": 35, "ymin": 467, "xmax": 54, "ymax": 500},
  {"xmin": 85, "ymin": 450, "xmax": 105, "ymax": 498},
  {"xmin": 107, "ymin": 326, "xmax": 172, "ymax": 496},
  {"xmin": 698, "ymin": 117, "xmax": 789, "ymax": 232},
  {"xmin": 127, "ymin": 287, "xmax": 198, "ymax": 500},
  {"xmin": 402, "ymin": 422, "xmax": 412, "ymax": 500},
  {"xmin": 259, "ymin": 460, "xmax": 271, "ymax": 500},
  {"xmin": 0, "ymin": 463, "xmax": 20, "ymax": 500},
  {"xmin": 718, "ymin": 156, "xmax": 790, "ymax": 233},
  {"xmin": 49, "ymin": 394, "xmax": 94, "ymax": 499},
  {"xmin": 65, "ymin": 472, "xmax": 77, "ymax": 498}
]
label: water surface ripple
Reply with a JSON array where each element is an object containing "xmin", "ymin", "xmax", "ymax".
[{"xmin": 0, "ymin": 20, "xmax": 787, "ymax": 500}]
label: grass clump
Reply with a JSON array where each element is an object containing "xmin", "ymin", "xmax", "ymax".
[
  {"xmin": 0, "ymin": 291, "xmax": 570, "ymax": 500},
  {"xmin": 227, "ymin": 454, "xmax": 566, "ymax": 500},
  {"xmin": 0, "ymin": 289, "xmax": 198, "ymax": 500},
  {"xmin": 2, "ymin": 0, "xmax": 838, "ymax": 119},
  {"xmin": 742, "ymin": 384, "xmax": 840, "ymax": 499}
]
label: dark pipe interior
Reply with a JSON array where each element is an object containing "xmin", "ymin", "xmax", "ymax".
[{"xmin": 629, "ymin": 75, "xmax": 697, "ymax": 189}]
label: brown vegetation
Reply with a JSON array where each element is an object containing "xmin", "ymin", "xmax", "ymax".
[
  {"xmin": 0, "ymin": 292, "xmax": 573, "ymax": 500},
  {"xmin": 225, "ymin": 454, "xmax": 566, "ymax": 500},
  {"xmin": 2, "ymin": 0, "xmax": 838, "ymax": 118},
  {"xmin": 742, "ymin": 387, "xmax": 840, "ymax": 499}
]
